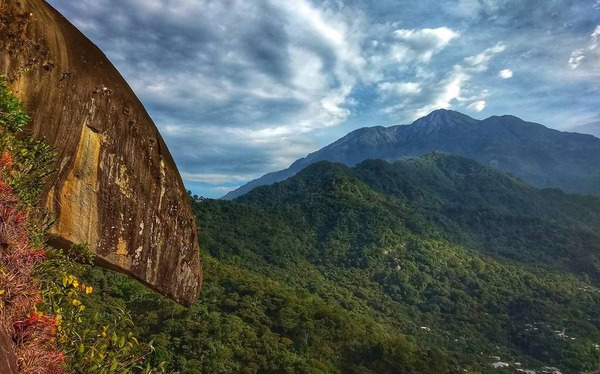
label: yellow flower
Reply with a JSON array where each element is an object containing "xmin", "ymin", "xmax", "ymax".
[
  {"xmin": 72, "ymin": 279, "xmax": 79, "ymax": 288},
  {"xmin": 85, "ymin": 286, "xmax": 93, "ymax": 294},
  {"xmin": 63, "ymin": 274, "xmax": 78, "ymax": 287}
]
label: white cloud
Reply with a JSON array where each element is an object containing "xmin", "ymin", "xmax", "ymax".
[
  {"xmin": 569, "ymin": 49, "xmax": 586, "ymax": 69},
  {"xmin": 413, "ymin": 70, "xmax": 470, "ymax": 117},
  {"xmin": 464, "ymin": 42, "xmax": 506, "ymax": 71},
  {"xmin": 499, "ymin": 69, "xmax": 513, "ymax": 78},
  {"xmin": 467, "ymin": 100, "xmax": 486, "ymax": 112},
  {"xmin": 392, "ymin": 27, "xmax": 459, "ymax": 62},
  {"xmin": 568, "ymin": 25, "xmax": 600, "ymax": 69},
  {"xmin": 378, "ymin": 41, "xmax": 504, "ymax": 120},
  {"xmin": 591, "ymin": 25, "xmax": 600, "ymax": 49},
  {"xmin": 377, "ymin": 82, "xmax": 422, "ymax": 96}
]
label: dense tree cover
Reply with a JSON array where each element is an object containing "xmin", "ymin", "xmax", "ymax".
[
  {"xmin": 351, "ymin": 153, "xmax": 600, "ymax": 275},
  {"xmin": 243, "ymin": 154, "xmax": 600, "ymax": 276},
  {"xmin": 82, "ymin": 154, "xmax": 600, "ymax": 373}
]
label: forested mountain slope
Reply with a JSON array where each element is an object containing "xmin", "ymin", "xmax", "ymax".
[
  {"xmin": 84, "ymin": 154, "xmax": 600, "ymax": 373},
  {"xmin": 252, "ymin": 153, "xmax": 600, "ymax": 276}
]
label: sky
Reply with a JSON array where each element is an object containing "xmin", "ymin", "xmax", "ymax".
[{"xmin": 48, "ymin": 0, "xmax": 600, "ymax": 198}]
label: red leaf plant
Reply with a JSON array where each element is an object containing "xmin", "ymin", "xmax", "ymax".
[{"xmin": 0, "ymin": 151, "xmax": 66, "ymax": 374}]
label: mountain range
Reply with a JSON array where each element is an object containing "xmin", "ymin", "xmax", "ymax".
[{"xmin": 224, "ymin": 109, "xmax": 600, "ymax": 199}]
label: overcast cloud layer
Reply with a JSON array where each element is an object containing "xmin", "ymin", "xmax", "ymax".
[{"xmin": 48, "ymin": 0, "xmax": 600, "ymax": 197}]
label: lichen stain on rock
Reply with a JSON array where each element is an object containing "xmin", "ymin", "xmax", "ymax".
[
  {"xmin": 158, "ymin": 158, "xmax": 167, "ymax": 211},
  {"xmin": 0, "ymin": 0, "xmax": 202, "ymax": 306},
  {"xmin": 103, "ymin": 153, "xmax": 134, "ymax": 199},
  {"xmin": 51, "ymin": 117, "xmax": 102, "ymax": 247}
]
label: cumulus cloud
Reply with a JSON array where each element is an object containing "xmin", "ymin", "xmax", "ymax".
[
  {"xmin": 464, "ymin": 43, "xmax": 506, "ymax": 71},
  {"xmin": 569, "ymin": 50, "xmax": 586, "ymax": 69},
  {"xmin": 420, "ymin": 71, "xmax": 463, "ymax": 111},
  {"xmin": 499, "ymin": 69, "xmax": 513, "ymax": 78}
]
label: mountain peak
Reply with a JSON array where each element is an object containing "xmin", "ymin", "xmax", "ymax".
[{"xmin": 412, "ymin": 109, "xmax": 479, "ymax": 127}]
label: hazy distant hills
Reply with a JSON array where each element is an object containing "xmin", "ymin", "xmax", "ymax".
[{"xmin": 223, "ymin": 109, "xmax": 600, "ymax": 199}]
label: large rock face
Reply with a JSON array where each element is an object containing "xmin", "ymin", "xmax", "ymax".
[{"xmin": 0, "ymin": 0, "xmax": 201, "ymax": 305}]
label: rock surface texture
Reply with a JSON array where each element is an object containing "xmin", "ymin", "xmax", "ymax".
[{"xmin": 0, "ymin": 0, "xmax": 201, "ymax": 306}]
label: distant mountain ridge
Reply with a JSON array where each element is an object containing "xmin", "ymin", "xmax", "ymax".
[{"xmin": 223, "ymin": 109, "xmax": 600, "ymax": 199}]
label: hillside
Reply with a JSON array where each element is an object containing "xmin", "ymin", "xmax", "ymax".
[
  {"xmin": 80, "ymin": 154, "xmax": 600, "ymax": 374},
  {"xmin": 224, "ymin": 109, "xmax": 600, "ymax": 199},
  {"xmin": 355, "ymin": 154, "xmax": 600, "ymax": 277},
  {"xmin": 241, "ymin": 152, "xmax": 600, "ymax": 281}
]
